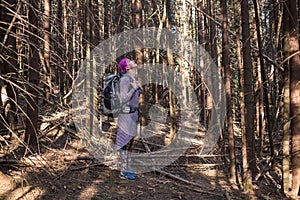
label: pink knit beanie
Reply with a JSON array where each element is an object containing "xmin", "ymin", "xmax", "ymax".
[{"xmin": 118, "ymin": 58, "xmax": 129, "ymax": 74}]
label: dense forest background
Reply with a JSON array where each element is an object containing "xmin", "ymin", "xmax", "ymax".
[{"xmin": 0, "ymin": 0, "xmax": 300, "ymax": 199}]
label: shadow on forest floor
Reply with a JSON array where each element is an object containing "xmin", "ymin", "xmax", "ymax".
[{"xmin": 0, "ymin": 123, "xmax": 290, "ymax": 200}]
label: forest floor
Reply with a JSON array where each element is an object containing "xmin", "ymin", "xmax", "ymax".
[
  {"xmin": 0, "ymin": 112, "xmax": 294, "ymax": 200},
  {"xmin": 0, "ymin": 135, "xmax": 291, "ymax": 200}
]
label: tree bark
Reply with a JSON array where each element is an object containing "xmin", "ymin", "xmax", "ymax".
[
  {"xmin": 43, "ymin": 0, "xmax": 51, "ymax": 102},
  {"xmin": 56, "ymin": 0, "xmax": 65, "ymax": 103},
  {"xmin": 115, "ymin": 0, "xmax": 124, "ymax": 34},
  {"xmin": 282, "ymin": 0, "xmax": 291, "ymax": 194},
  {"xmin": 131, "ymin": 0, "xmax": 143, "ymax": 63},
  {"xmin": 233, "ymin": 0, "xmax": 243, "ymax": 185},
  {"xmin": 253, "ymin": 0, "xmax": 274, "ymax": 165},
  {"xmin": 288, "ymin": 0, "xmax": 300, "ymax": 197},
  {"xmin": 104, "ymin": 0, "xmax": 110, "ymax": 39},
  {"xmin": 205, "ymin": 0, "xmax": 212, "ymax": 127},
  {"xmin": 220, "ymin": 0, "xmax": 236, "ymax": 183},
  {"xmin": 196, "ymin": 3, "xmax": 206, "ymax": 127},
  {"xmin": 241, "ymin": 0, "xmax": 254, "ymax": 193},
  {"xmin": 26, "ymin": 0, "xmax": 40, "ymax": 154}
]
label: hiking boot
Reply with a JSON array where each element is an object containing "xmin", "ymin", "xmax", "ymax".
[{"xmin": 119, "ymin": 170, "xmax": 137, "ymax": 180}]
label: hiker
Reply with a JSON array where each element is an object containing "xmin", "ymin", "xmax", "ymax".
[{"xmin": 116, "ymin": 57, "xmax": 142, "ymax": 180}]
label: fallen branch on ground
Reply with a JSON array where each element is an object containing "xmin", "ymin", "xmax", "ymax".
[{"xmin": 156, "ymin": 169, "xmax": 224, "ymax": 197}]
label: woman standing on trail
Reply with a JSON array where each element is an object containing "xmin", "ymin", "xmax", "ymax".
[{"xmin": 116, "ymin": 57, "xmax": 142, "ymax": 180}]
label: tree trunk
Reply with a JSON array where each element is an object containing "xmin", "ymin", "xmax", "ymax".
[
  {"xmin": 196, "ymin": 3, "xmax": 206, "ymax": 127},
  {"xmin": 288, "ymin": 0, "xmax": 300, "ymax": 197},
  {"xmin": 209, "ymin": 0, "xmax": 217, "ymax": 62},
  {"xmin": 104, "ymin": 0, "xmax": 110, "ymax": 39},
  {"xmin": 56, "ymin": 0, "xmax": 65, "ymax": 103},
  {"xmin": 233, "ymin": 0, "xmax": 243, "ymax": 185},
  {"xmin": 253, "ymin": 0, "xmax": 262, "ymax": 158},
  {"xmin": 115, "ymin": 0, "xmax": 124, "ymax": 34},
  {"xmin": 220, "ymin": 0, "xmax": 236, "ymax": 183},
  {"xmin": 43, "ymin": 0, "xmax": 51, "ymax": 102},
  {"xmin": 253, "ymin": 0, "xmax": 274, "ymax": 165},
  {"xmin": 205, "ymin": 0, "xmax": 212, "ymax": 127},
  {"xmin": 282, "ymin": 0, "xmax": 291, "ymax": 194},
  {"xmin": 25, "ymin": 0, "xmax": 40, "ymax": 154},
  {"xmin": 131, "ymin": 0, "xmax": 143, "ymax": 63},
  {"xmin": 241, "ymin": 0, "xmax": 254, "ymax": 193}
]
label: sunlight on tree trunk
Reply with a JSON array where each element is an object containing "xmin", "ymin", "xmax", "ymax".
[
  {"xmin": 282, "ymin": 1, "xmax": 291, "ymax": 194},
  {"xmin": 284, "ymin": 0, "xmax": 300, "ymax": 197},
  {"xmin": 43, "ymin": 0, "xmax": 51, "ymax": 102}
]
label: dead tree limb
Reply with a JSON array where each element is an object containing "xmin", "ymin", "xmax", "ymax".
[{"xmin": 156, "ymin": 169, "xmax": 224, "ymax": 197}]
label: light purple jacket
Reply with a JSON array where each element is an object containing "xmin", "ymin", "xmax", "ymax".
[{"xmin": 116, "ymin": 75, "xmax": 141, "ymax": 150}]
